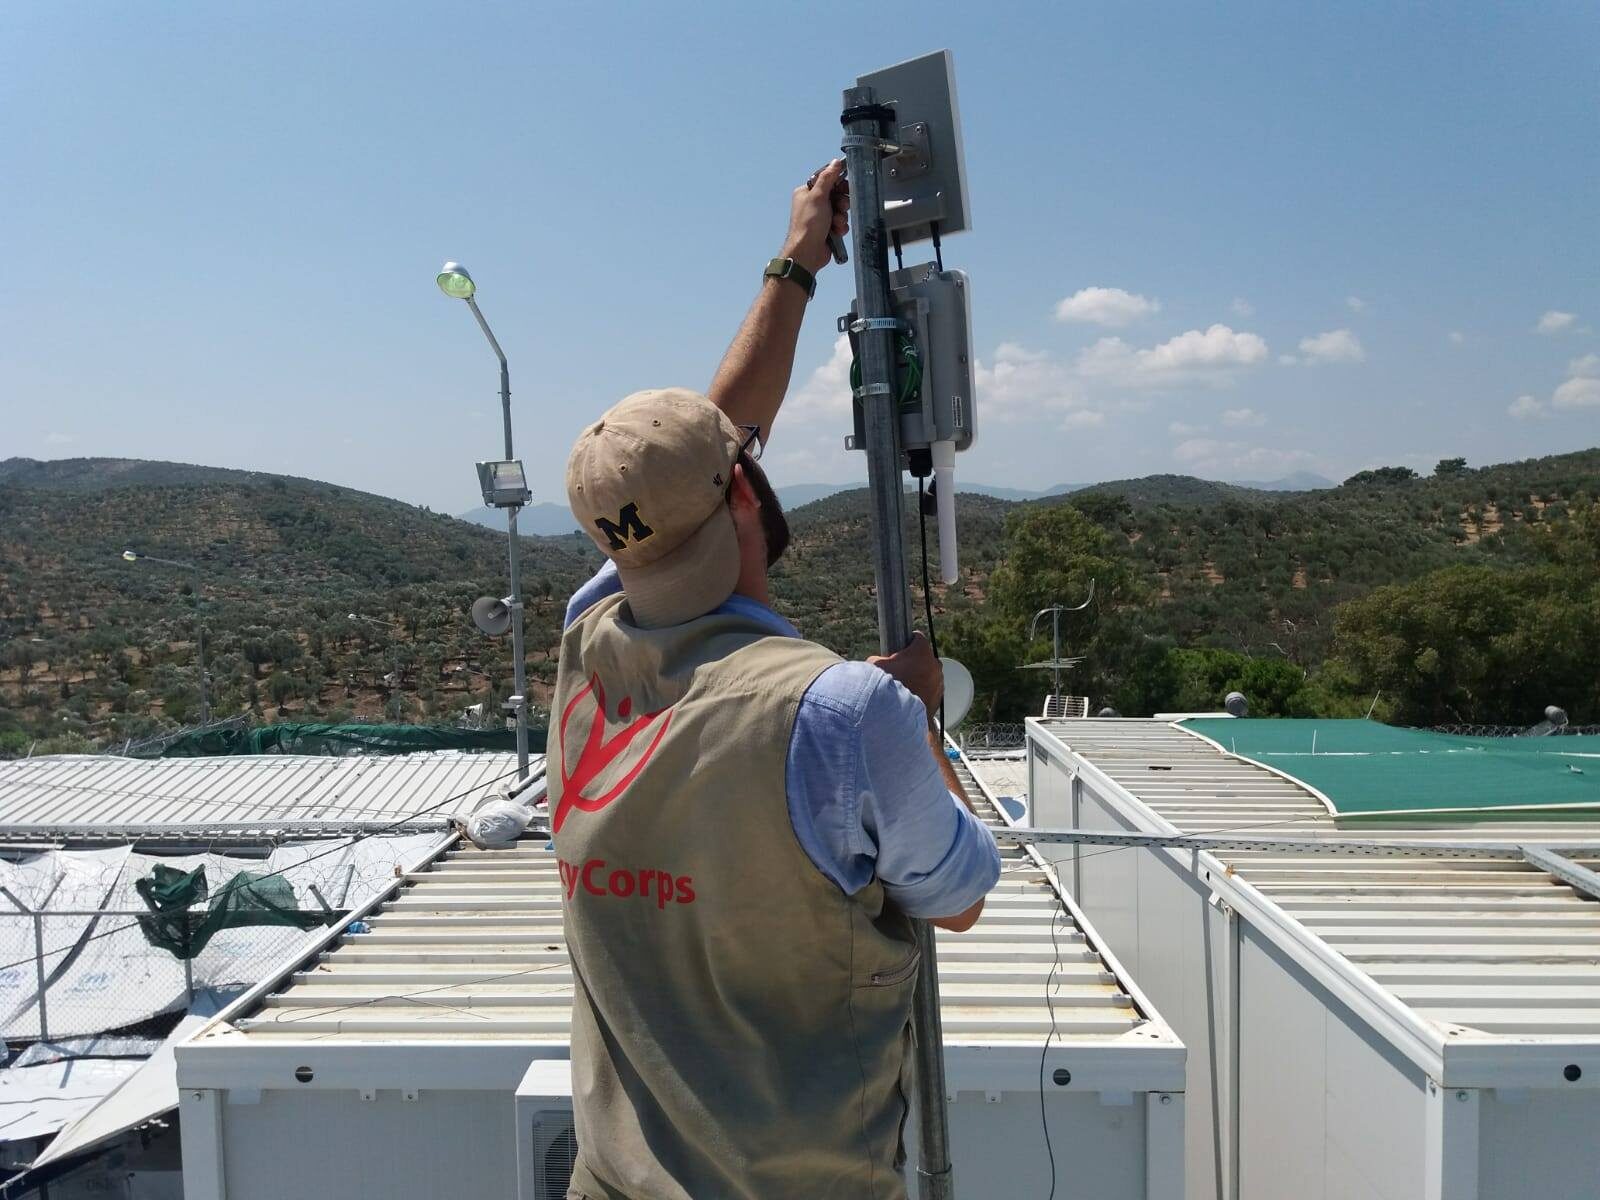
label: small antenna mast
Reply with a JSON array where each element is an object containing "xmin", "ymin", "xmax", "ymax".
[{"xmin": 1026, "ymin": 579, "xmax": 1096, "ymax": 700}]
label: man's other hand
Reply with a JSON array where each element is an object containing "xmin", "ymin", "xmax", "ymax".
[
  {"xmin": 867, "ymin": 632, "xmax": 943, "ymax": 721},
  {"xmin": 782, "ymin": 159, "xmax": 849, "ymax": 275}
]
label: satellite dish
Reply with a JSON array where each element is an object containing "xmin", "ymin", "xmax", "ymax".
[
  {"xmin": 471, "ymin": 595, "xmax": 512, "ymax": 637},
  {"xmin": 1097, "ymin": 706, "xmax": 1120, "ymax": 718},
  {"xmin": 1224, "ymin": 691, "xmax": 1249, "ymax": 718},
  {"xmin": 939, "ymin": 658, "xmax": 975, "ymax": 729}
]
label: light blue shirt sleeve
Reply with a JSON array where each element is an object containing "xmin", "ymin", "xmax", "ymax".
[
  {"xmin": 564, "ymin": 560, "xmax": 622, "ymax": 629},
  {"xmin": 786, "ymin": 663, "xmax": 1002, "ymax": 919}
]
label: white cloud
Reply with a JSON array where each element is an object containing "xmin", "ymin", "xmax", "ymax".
[
  {"xmin": 44, "ymin": 432, "xmax": 75, "ymax": 445},
  {"xmin": 1448, "ymin": 331, "xmax": 1465, "ymax": 345},
  {"xmin": 974, "ymin": 342, "xmax": 1089, "ymax": 420},
  {"xmin": 1540, "ymin": 354, "xmax": 1600, "ymax": 411},
  {"xmin": 1054, "ymin": 286, "xmax": 1160, "ymax": 327},
  {"xmin": 1172, "ymin": 438, "xmax": 1227, "ymax": 464},
  {"xmin": 1346, "ymin": 296, "xmax": 1366, "ymax": 313},
  {"xmin": 1230, "ymin": 298, "xmax": 1254, "ymax": 318},
  {"xmin": 1172, "ymin": 438, "xmax": 1317, "ymax": 476},
  {"xmin": 1077, "ymin": 324, "xmax": 1269, "ymax": 389},
  {"xmin": 1221, "ymin": 407, "xmax": 1265, "ymax": 427},
  {"xmin": 1508, "ymin": 394, "xmax": 1546, "ymax": 420},
  {"xmin": 788, "ymin": 334, "xmax": 854, "ymax": 419},
  {"xmin": 1061, "ymin": 409, "xmax": 1107, "ymax": 431},
  {"xmin": 1553, "ymin": 377, "xmax": 1600, "ymax": 410},
  {"xmin": 1536, "ymin": 310, "xmax": 1577, "ymax": 334},
  {"xmin": 1288, "ymin": 328, "xmax": 1365, "ymax": 365},
  {"xmin": 1168, "ymin": 420, "xmax": 1203, "ymax": 437}
]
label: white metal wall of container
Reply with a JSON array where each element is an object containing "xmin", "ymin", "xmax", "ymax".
[
  {"xmin": 0, "ymin": 752, "xmax": 534, "ymax": 840},
  {"xmin": 1026, "ymin": 717, "xmax": 1600, "ymax": 1200},
  {"xmin": 177, "ymin": 756, "xmax": 1186, "ymax": 1200}
]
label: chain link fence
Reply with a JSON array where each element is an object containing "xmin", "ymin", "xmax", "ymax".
[
  {"xmin": 0, "ymin": 911, "xmax": 318, "ymax": 1042},
  {"xmin": 0, "ymin": 834, "xmax": 439, "ymax": 1043}
]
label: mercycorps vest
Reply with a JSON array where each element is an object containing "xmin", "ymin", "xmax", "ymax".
[{"xmin": 551, "ymin": 591, "xmax": 919, "ymax": 1200}]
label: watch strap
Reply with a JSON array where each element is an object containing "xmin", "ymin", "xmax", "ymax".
[{"xmin": 764, "ymin": 256, "xmax": 816, "ymax": 300}]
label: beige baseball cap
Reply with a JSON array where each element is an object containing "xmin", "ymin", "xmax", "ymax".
[{"xmin": 566, "ymin": 388, "xmax": 747, "ymax": 628}]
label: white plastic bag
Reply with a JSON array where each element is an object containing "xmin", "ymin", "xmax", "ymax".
[{"xmin": 465, "ymin": 797, "xmax": 535, "ymax": 849}]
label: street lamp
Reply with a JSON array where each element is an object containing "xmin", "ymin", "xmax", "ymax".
[
  {"xmin": 436, "ymin": 261, "xmax": 531, "ymax": 782},
  {"xmin": 122, "ymin": 550, "xmax": 209, "ymax": 724}
]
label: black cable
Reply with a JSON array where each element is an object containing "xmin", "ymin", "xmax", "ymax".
[
  {"xmin": 1039, "ymin": 895, "xmax": 1064, "ymax": 1199},
  {"xmin": 931, "ymin": 222, "xmax": 943, "ymax": 272},
  {"xmin": 917, "ymin": 477, "xmax": 945, "ymax": 731},
  {"xmin": 892, "ymin": 231, "xmax": 904, "ymax": 272}
]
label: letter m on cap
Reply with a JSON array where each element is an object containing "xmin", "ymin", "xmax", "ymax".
[{"xmin": 594, "ymin": 502, "xmax": 654, "ymax": 551}]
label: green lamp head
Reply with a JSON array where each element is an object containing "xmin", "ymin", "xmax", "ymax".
[{"xmin": 436, "ymin": 262, "xmax": 476, "ymax": 300}]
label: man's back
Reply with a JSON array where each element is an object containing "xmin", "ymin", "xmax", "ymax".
[{"xmin": 554, "ymin": 593, "xmax": 920, "ymax": 1200}]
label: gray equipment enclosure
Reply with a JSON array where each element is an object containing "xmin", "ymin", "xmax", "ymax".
[{"xmin": 844, "ymin": 263, "xmax": 977, "ymax": 455}]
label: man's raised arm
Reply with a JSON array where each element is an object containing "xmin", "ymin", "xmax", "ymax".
[{"xmin": 707, "ymin": 159, "xmax": 849, "ymax": 442}]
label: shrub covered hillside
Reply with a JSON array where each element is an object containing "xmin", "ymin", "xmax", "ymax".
[
  {"xmin": 0, "ymin": 459, "xmax": 601, "ymax": 754},
  {"xmin": 3, "ymin": 447, "xmax": 1598, "ymax": 752},
  {"xmin": 938, "ymin": 451, "xmax": 1600, "ymax": 723}
]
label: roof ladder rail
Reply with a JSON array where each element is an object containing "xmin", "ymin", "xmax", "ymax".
[{"xmin": 1521, "ymin": 845, "xmax": 1600, "ymax": 902}]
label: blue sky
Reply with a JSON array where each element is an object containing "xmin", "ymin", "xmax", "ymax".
[{"xmin": 4, "ymin": 1, "xmax": 1596, "ymax": 512}]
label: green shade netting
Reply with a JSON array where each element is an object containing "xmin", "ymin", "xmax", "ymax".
[
  {"xmin": 141, "ymin": 722, "xmax": 546, "ymax": 759},
  {"xmin": 1179, "ymin": 718, "xmax": 1600, "ymax": 816},
  {"xmin": 134, "ymin": 862, "xmax": 330, "ymax": 959}
]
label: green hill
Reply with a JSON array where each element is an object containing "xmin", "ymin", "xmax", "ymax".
[
  {"xmin": 0, "ymin": 470, "xmax": 601, "ymax": 751},
  {"xmin": 3, "ymin": 447, "xmax": 1598, "ymax": 750}
]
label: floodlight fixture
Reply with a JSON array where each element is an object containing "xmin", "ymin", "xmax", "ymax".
[
  {"xmin": 436, "ymin": 262, "xmax": 476, "ymax": 300},
  {"xmin": 1546, "ymin": 705, "xmax": 1570, "ymax": 729},
  {"xmin": 122, "ymin": 549, "xmax": 141, "ymax": 562},
  {"xmin": 1225, "ymin": 691, "xmax": 1249, "ymax": 718},
  {"xmin": 476, "ymin": 459, "xmax": 532, "ymax": 508}
]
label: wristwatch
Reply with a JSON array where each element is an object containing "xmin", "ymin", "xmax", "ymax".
[{"xmin": 764, "ymin": 256, "xmax": 816, "ymax": 300}]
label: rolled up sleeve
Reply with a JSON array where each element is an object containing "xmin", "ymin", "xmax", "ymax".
[{"xmin": 857, "ymin": 673, "xmax": 1002, "ymax": 918}]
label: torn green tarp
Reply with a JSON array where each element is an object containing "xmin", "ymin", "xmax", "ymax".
[
  {"xmin": 1179, "ymin": 718, "xmax": 1600, "ymax": 817},
  {"xmin": 141, "ymin": 722, "xmax": 545, "ymax": 759},
  {"xmin": 134, "ymin": 863, "xmax": 328, "ymax": 959}
]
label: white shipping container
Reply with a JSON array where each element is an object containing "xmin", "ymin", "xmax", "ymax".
[
  {"xmin": 1027, "ymin": 717, "xmax": 1600, "ymax": 1200},
  {"xmin": 176, "ymin": 753, "xmax": 1185, "ymax": 1199}
]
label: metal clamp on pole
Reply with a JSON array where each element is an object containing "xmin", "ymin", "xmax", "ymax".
[
  {"xmin": 849, "ymin": 316, "xmax": 910, "ymax": 334},
  {"xmin": 840, "ymin": 80, "xmax": 956, "ymax": 1200}
]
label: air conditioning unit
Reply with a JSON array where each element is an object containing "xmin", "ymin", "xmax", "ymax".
[{"xmin": 515, "ymin": 1059, "xmax": 578, "ymax": 1200}]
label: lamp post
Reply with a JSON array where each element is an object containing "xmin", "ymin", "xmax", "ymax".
[
  {"xmin": 436, "ymin": 261, "xmax": 532, "ymax": 782},
  {"xmin": 122, "ymin": 550, "xmax": 209, "ymax": 724}
]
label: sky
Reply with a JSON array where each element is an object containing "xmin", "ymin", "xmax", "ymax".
[{"xmin": 3, "ymin": 1, "xmax": 1597, "ymax": 513}]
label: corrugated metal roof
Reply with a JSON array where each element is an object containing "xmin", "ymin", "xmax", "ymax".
[
  {"xmin": 1031, "ymin": 718, "xmax": 1600, "ymax": 1039},
  {"xmin": 204, "ymin": 762, "xmax": 1176, "ymax": 1052},
  {"xmin": 0, "ymin": 753, "xmax": 537, "ymax": 840}
]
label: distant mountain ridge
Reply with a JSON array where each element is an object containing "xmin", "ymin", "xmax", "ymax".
[{"xmin": 455, "ymin": 470, "xmax": 1336, "ymax": 531}]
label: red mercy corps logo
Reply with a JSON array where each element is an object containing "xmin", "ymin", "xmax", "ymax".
[{"xmin": 552, "ymin": 674, "xmax": 672, "ymax": 834}]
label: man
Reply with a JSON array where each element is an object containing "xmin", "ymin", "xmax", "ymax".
[{"xmin": 551, "ymin": 158, "xmax": 1001, "ymax": 1200}]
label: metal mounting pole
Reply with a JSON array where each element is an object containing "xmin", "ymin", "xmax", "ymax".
[
  {"xmin": 467, "ymin": 296, "xmax": 531, "ymax": 783},
  {"xmin": 842, "ymin": 83, "xmax": 955, "ymax": 1199}
]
